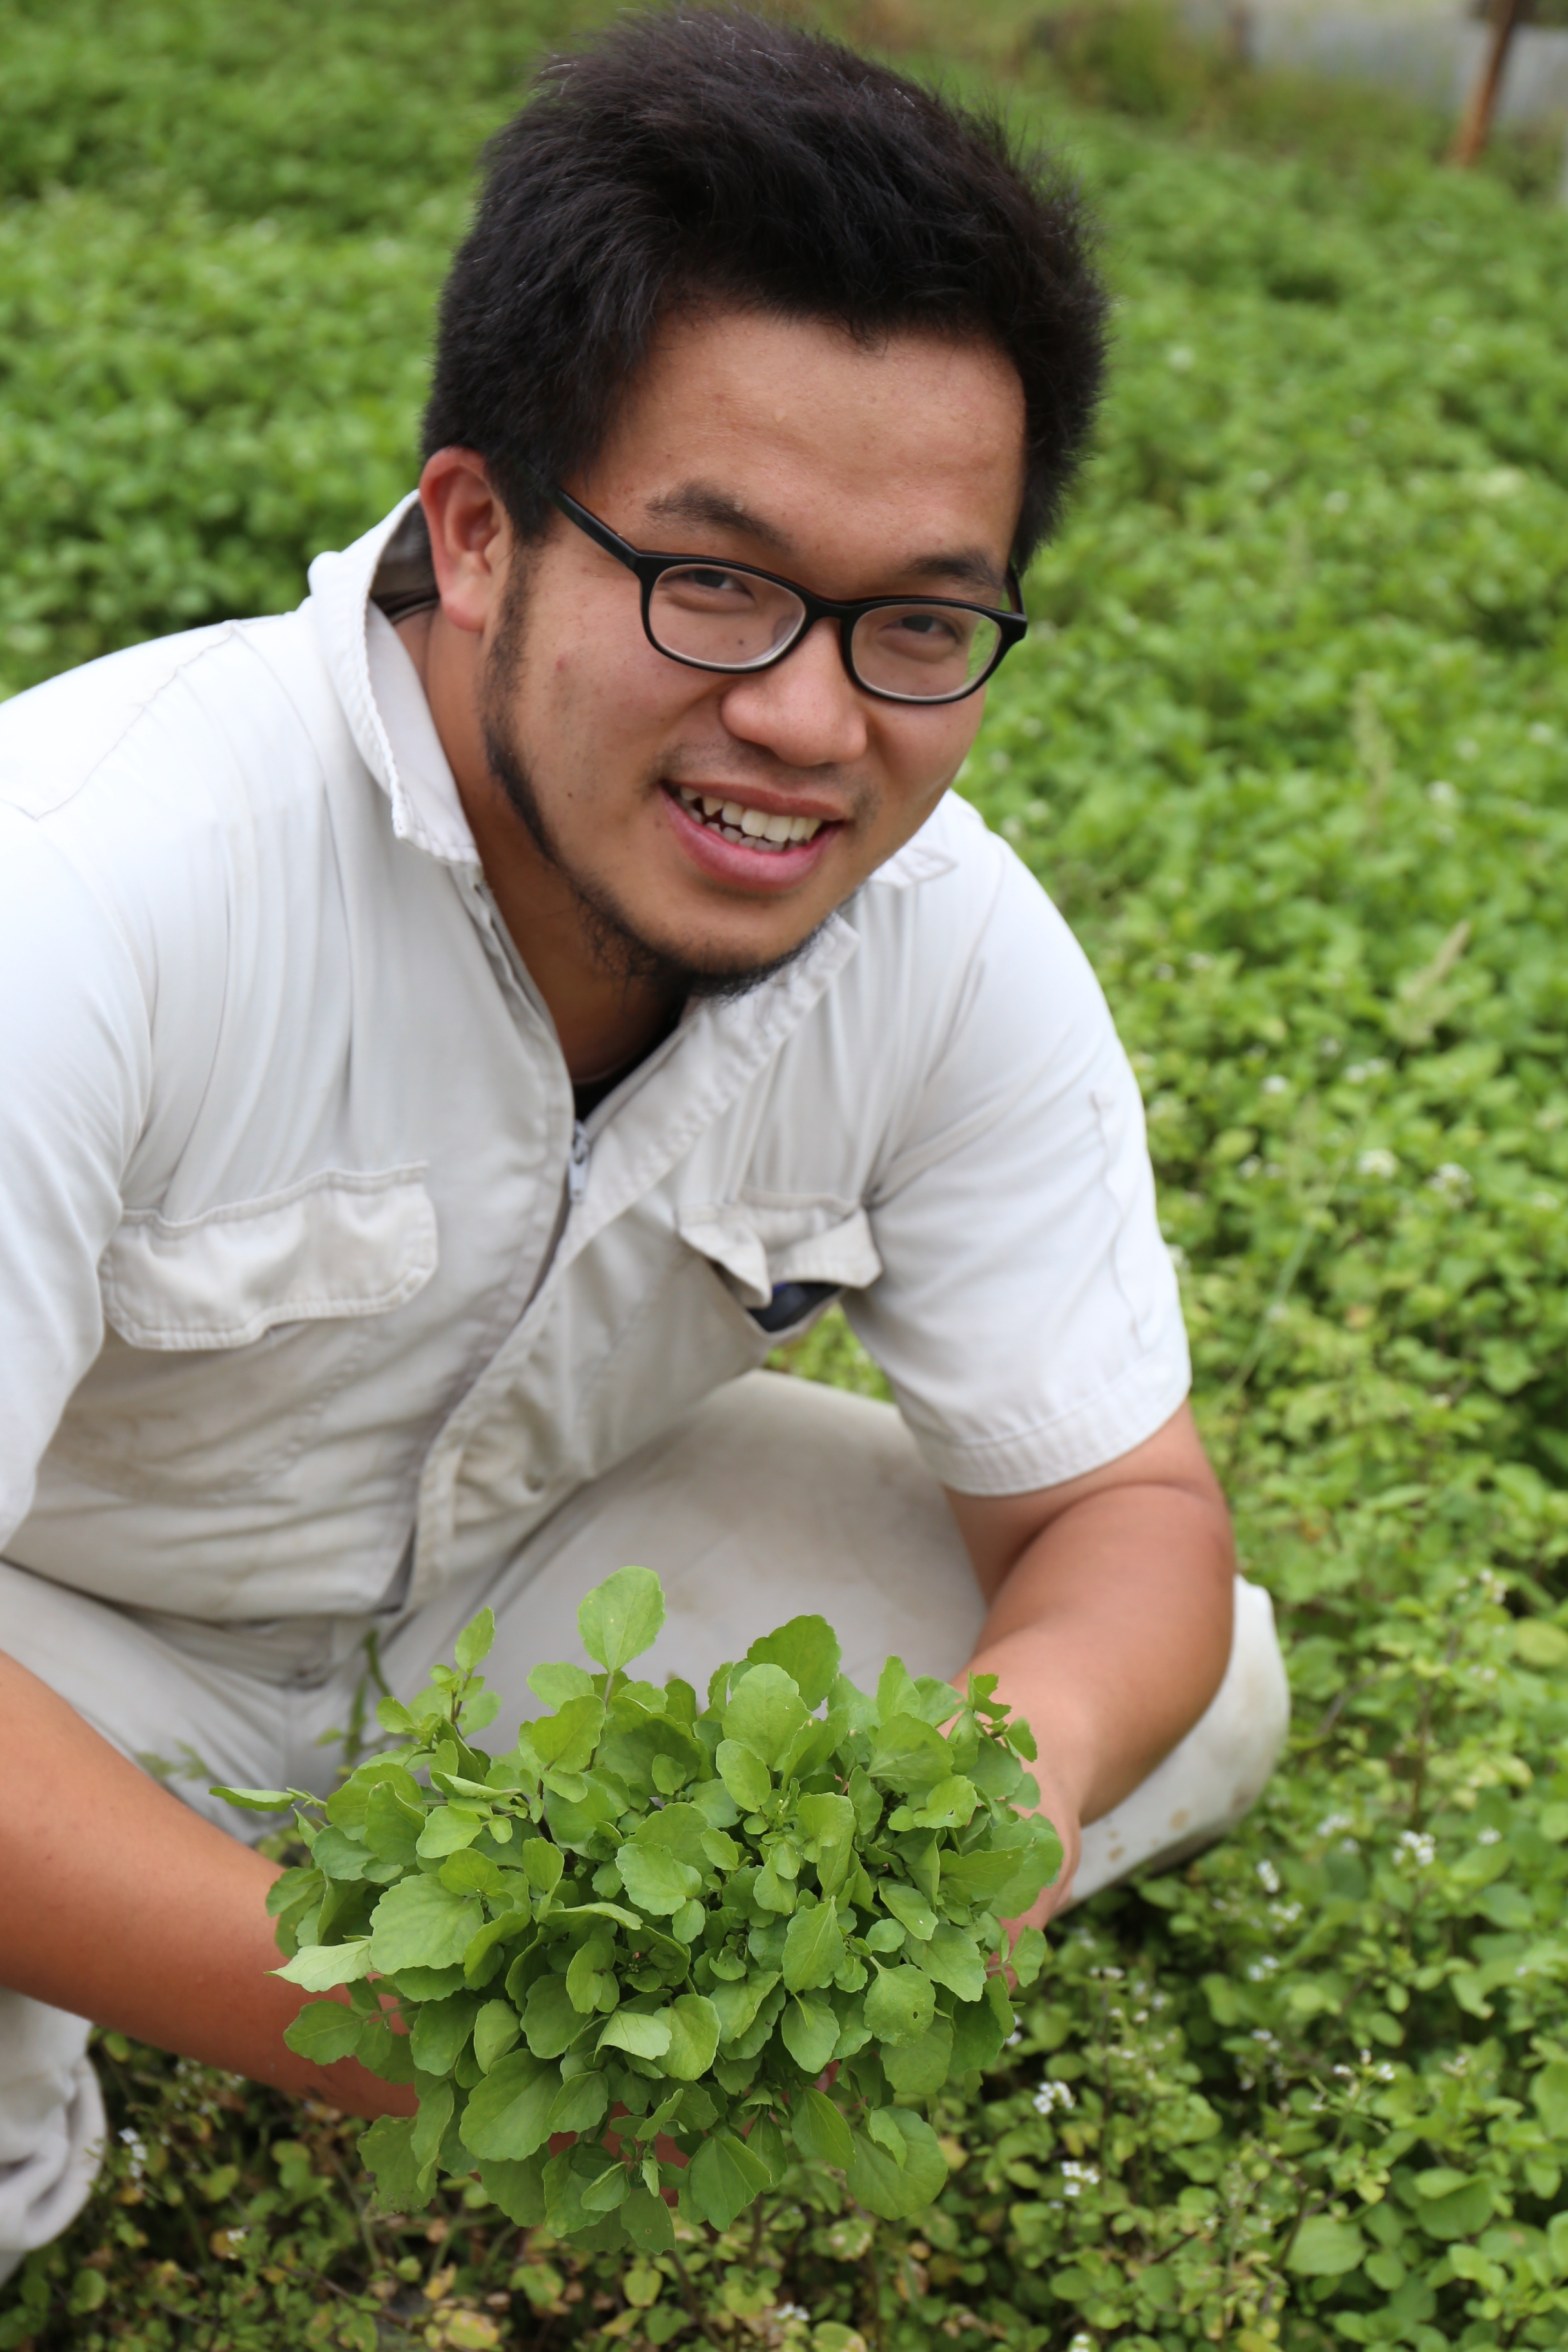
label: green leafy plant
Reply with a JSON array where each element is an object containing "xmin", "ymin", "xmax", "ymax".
[{"xmin": 219, "ymin": 1569, "xmax": 1057, "ymax": 2256}]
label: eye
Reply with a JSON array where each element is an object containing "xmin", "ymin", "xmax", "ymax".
[{"xmin": 662, "ymin": 565, "xmax": 758, "ymax": 605}]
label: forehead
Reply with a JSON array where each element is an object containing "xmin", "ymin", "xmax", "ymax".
[{"xmin": 583, "ymin": 307, "xmax": 1027, "ymax": 573}]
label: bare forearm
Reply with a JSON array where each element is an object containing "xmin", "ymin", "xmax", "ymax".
[
  {"xmin": 963, "ymin": 1484, "xmax": 1235, "ymax": 1828},
  {"xmin": 0, "ymin": 1651, "xmax": 412, "ymax": 2118}
]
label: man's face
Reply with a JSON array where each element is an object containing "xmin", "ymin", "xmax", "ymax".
[{"xmin": 480, "ymin": 309, "xmax": 1026, "ymax": 985}]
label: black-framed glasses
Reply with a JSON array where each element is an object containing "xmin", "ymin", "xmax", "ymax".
[{"xmin": 536, "ymin": 478, "xmax": 1027, "ymax": 707}]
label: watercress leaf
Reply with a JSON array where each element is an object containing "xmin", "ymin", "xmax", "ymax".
[
  {"xmin": 779, "ymin": 1992, "xmax": 839, "ymax": 2075},
  {"xmin": 409, "ymin": 2077, "xmax": 453, "ymax": 2198},
  {"xmin": 478, "ymin": 2153, "xmax": 547, "ymax": 2227},
  {"xmin": 753, "ymin": 1863, "xmax": 797, "ymax": 1915},
  {"xmin": 865, "ymin": 1918, "xmax": 905, "ymax": 1954},
  {"xmin": 795, "ymin": 1790, "xmax": 856, "ymax": 1888},
  {"xmin": 369, "ymin": 1878, "xmax": 485, "ymax": 1974},
  {"xmin": 520, "ymin": 1840, "xmax": 565, "ymax": 1895},
  {"xmin": 311, "ymin": 1824, "xmax": 376, "ymax": 1881},
  {"xmin": 578, "ymin": 1566, "xmax": 666, "ymax": 1674},
  {"xmin": 438, "ymin": 1848, "xmax": 513, "ymax": 1898},
  {"xmin": 744, "ymin": 1614, "xmax": 841, "ymax": 1710},
  {"xmin": 689, "ymin": 2131, "xmax": 773, "ymax": 2231},
  {"xmin": 598, "ymin": 2010, "xmax": 673, "ymax": 2061},
  {"xmin": 459, "ymin": 2050, "xmax": 562, "ymax": 2161},
  {"xmin": 362, "ymin": 1782, "xmax": 426, "ymax": 1867},
  {"xmin": 282, "ymin": 2000, "xmax": 366, "ymax": 2065},
  {"xmin": 687, "ymin": 1778, "xmax": 742, "ymax": 1830},
  {"xmin": 868, "ymin": 1715, "xmax": 953, "ymax": 1795},
  {"xmin": 375, "ymin": 1698, "xmax": 420, "ymax": 1738},
  {"xmin": 716, "ymin": 1740, "xmax": 771, "ymax": 1813},
  {"xmin": 910, "ymin": 1675, "xmax": 965, "ymax": 1728},
  {"xmin": 622, "ymin": 2182, "xmax": 676, "ymax": 2255},
  {"xmin": 948, "ymin": 1987, "xmax": 1008, "ymax": 2075},
  {"xmin": 876, "ymin": 1658, "xmax": 921, "ymax": 1725},
  {"xmin": 213, "ymin": 1785, "xmax": 307, "ymax": 1814},
  {"xmin": 616, "ymin": 1845, "xmax": 701, "ymax": 1916},
  {"xmin": 864, "ymin": 1963, "xmax": 936, "ymax": 2047},
  {"xmin": 662, "ymin": 1994, "xmax": 721, "ymax": 2081},
  {"xmin": 453, "ymin": 1607, "xmax": 496, "ymax": 1672},
  {"xmin": 358, "ymin": 2113, "xmax": 426, "ymax": 2213},
  {"xmin": 548, "ymin": 2068, "xmax": 611, "ymax": 2136},
  {"xmin": 530, "ymin": 1696, "xmax": 607, "ymax": 1774},
  {"xmin": 791, "ymin": 2084, "xmax": 855, "ymax": 2169},
  {"xmin": 749, "ymin": 2115, "xmax": 789, "ymax": 2187},
  {"xmin": 275, "ymin": 1938, "xmax": 374, "ymax": 1991},
  {"xmin": 1010, "ymin": 1925, "xmax": 1048, "ymax": 1989},
  {"xmin": 701, "ymin": 1828, "xmax": 741, "ymax": 1871},
  {"xmin": 581, "ymin": 2161, "xmax": 629, "ymax": 2213},
  {"xmin": 882, "ymin": 2012, "xmax": 954, "ymax": 2099},
  {"xmin": 631, "ymin": 1801, "xmax": 710, "ymax": 1872},
  {"xmin": 409, "ymin": 1992, "xmax": 480, "ymax": 2077},
  {"xmin": 845, "ymin": 2108, "xmax": 946, "ymax": 2219},
  {"xmin": 781, "ymin": 1899, "xmax": 846, "ymax": 1992},
  {"xmin": 527, "ymin": 1661, "xmax": 596, "ymax": 1710},
  {"xmin": 723, "ymin": 1664, "xmax": 809, "ymax": 1769},
  {"xmin": 523, "ymin": 1972, "xmax": 598, "ymax": 2059},
  {"xmin": 710, "ymin": 1971, "xmax": 779, "ymax": 2046},
  {"xmin": 881, "ymin": 1883, "xmax": 937, "ymax": 1941},
  {"xmin": 416, "ymin": 1808, "xmax": 486, "ymax": 1859},
  {"xmin": 908, "ymin": 1774, "xmax": 979, "ymax": 1830},
  {"xmin": 916, "ymin": 1921, "xmax": 987, "ymax": 2003},
  {"xmin": 473, "ymin": 1998, "xmax": 522, "ymax": 2073}
]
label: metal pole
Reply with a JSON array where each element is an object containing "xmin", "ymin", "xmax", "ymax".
[{"xmin": 1447, "ymin": 0, "xmax": 1525, "ymax": 168}]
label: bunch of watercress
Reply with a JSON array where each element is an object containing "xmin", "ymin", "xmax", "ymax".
[{"xmin": 220, "ymin": 1567, "xmax": 1058, "ymax": 2255}]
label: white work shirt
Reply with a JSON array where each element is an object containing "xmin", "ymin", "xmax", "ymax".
[{"xmin": 0, "ymin": 496, "xmax": 1189, "ymax": 1625}]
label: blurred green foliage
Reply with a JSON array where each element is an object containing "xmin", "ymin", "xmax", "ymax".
[{"xmin": 5, "ymin": 0, "xmax": 1568, "ymax": 2346}]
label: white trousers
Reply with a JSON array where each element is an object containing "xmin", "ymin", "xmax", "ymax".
[{"xmin": 0, "ymin": 1371, "xmax": 1289, "ymax": 2272}]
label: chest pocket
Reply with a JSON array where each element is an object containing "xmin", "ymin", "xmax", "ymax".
[
  {"xmin": 48, "ymin": 1170, "xmax": 438, "ymax": 1500},
  {"xmin": 676, "ymin": 1200, "xmax": 883, "ymax": 1340}
]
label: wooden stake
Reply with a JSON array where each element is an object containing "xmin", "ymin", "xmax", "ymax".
[{"xmin": 1448, "ymin": 0, "xmax": 1525, "ymax": 168}]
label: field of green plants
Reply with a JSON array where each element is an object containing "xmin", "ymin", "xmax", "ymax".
[{"xmin": 3, "ymin": 2, "xmax": 1568, "ymax": 2347}]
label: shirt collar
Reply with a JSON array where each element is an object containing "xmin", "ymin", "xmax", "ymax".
[{"xmin": 306, "ymin": 492, "xmax": 479, "ymax": 868}]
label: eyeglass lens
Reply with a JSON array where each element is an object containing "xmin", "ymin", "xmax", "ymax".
[{"xmin": 647, "ymin": 564, "xmax": 1003, "ymax": 701}]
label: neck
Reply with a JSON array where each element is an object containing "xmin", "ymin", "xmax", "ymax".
[{"xmin": 396, "ymin": 607, "xmax": 678, "ymax": 1084}]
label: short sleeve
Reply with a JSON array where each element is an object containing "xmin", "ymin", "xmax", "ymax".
[
  {"xmin": 851, "ymin": 842, "xmax": 1189, "ymax": 1495},
  {"xmin": 0, "ymin": 809, "xmax": 152, "ymax": 1547}
]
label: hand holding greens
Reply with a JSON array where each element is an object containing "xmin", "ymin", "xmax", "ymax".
[{"xmin": 219, "ymin": 1567, "xmax": 1059, "ymax": 2252}]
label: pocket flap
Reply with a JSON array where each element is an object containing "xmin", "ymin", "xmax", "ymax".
[
  {"xmin": 102, "ymin": 1168, "xmax": 438, "ymax": 1350},
  {"xmin": 676, "ymin": 1202, "xmax": 882, "ymax": 1310}
]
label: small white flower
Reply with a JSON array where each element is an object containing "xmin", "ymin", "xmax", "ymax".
[
  {"xmin": 1357, "ymin": 1148, "xmax": 1398, "ymax": 1179},
  {"xmin": 1427, "ymin": 779, "xmax": 1459, "ymax": 807},
  {"xmin": 1167, "ymin": 345, "xmax": 1195, "ymax": 372},
  {"xmin": 1262, "ymin": 1074, "xmax": 1288, "ymax": 1095},
  {"xmin": 1395, "ymin": 1830, "xmax": 1435, "ymax": 1869},
  {"xmin": 1430, "ymin": 1162, "xmax": 1471, "ymax": 1199},
  {"xmin": 1239, "ymin": 1155, "xmax": 1261, "ymax": 1179},
  {"xmin": 1478, "ymin": 1826, "xmax": 1502, "ymax": 1845},
  {"xmin": 1005, "ymin": 2029, "xmax": 1024, "ymax": 2046},
  {"xmin": 1033, "ymin": 2079, "xmax": 1075, "ymax": 2115},
  {"xmin": 1324, "ymin": 488, "xmax": 1349, "ymax": 515},
  {"xmin": 1256, "ymin": 1859, "xmax": 1281, "ymax": 1894}
]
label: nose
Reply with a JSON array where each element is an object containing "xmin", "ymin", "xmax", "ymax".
[{"xmin": 715, "ymin": 616, "xmax": 870, "ymax": 771}]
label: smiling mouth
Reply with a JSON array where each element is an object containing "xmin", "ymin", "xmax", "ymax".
[{"xmin": 671, "ymin": 783, "xmax": 832, "ymax": 853}]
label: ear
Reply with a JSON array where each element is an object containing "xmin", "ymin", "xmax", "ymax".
[{"xmin": 417, "ymin": 448, "xmax": 514, "ymax": 636}]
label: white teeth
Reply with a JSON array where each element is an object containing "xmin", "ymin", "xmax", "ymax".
[{"xmin": 674, "ymin": 786, "xmax": 828, "ymax": 850}]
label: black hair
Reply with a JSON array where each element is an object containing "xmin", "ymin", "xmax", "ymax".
[{"xmin": 423, "ymin": 5, "xmax": 1107, "ymax": 568}]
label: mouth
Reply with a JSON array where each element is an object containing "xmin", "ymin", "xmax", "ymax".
[{"xmin": 669, "ymin": 783, "xmax": 835, "ymax": 855}]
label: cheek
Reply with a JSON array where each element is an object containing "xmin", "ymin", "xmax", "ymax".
[
  {"xmin": 529, "ymin": 591, "xmax": 713, "ymax": 760},
  {"xmin": 881, "ymin": 707, "xmax": 981, "ymax": 816}
]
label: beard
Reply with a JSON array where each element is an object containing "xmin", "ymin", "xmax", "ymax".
[{"xmin": 480, "ymin": 573, "xmax": 826, "ymax": 1007}]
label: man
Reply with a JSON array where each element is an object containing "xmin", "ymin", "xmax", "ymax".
[{"xmin": 0, "ymin": 7, "xmax": 1289, "ymax": 2276}]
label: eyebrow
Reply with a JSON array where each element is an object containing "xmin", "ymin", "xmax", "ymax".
[{"xmin": 642, "ymin": 478, "xmax": 1008, "ymax": 601}]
